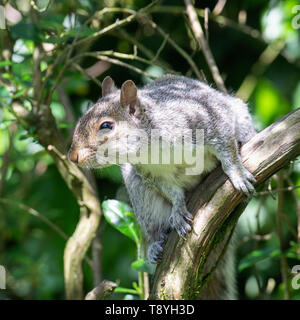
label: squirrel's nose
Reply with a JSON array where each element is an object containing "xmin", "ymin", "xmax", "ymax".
[{"xmin": 68, "ymin": 149, "xmax": 79, "ymax": 163}]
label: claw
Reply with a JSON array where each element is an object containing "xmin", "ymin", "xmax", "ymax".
[
  {"xmin": 183, "ymin": 211, "xmax": 194, "ymax": 222},
  {"xmin": 226, "ymin": 167, "xmax": 256, "ymax": 196},
  {"xmin": 169, "ymin": 211, "xmax": 192, "ymax": 239},
  {"xmin": 147, "ymin": 240, "xmax": 164, "ymax": 264}
]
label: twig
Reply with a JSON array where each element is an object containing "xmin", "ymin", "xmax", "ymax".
[
  {"xmin": 245, "ymin": 208, "xmax": 264, "ymax": 298},
  {"xmin": 44, "ymin": 13, "xmax": 89, "ymax": 107},
  {"xmin": 40, "ymin": 7, "xmax": 132, "ymax": 93},
  {"xmin": 254, "ymin": 185, "xmax": 300, "ymax": 196},
  {"xmin": 150, "ymin": 5, "xmax": 299, "ymax": 66},
  {"xmin": 90, "ymin": 50, "xmax": 162, "ymax": 68},
  {"xmin": 238, "ymin": 233, "xmax": 275, "ymax": 247},
  {"xmin": 47, "ymin": 145, "xmax": 67, "ymax": 161},
  {"xmin": 74, "ymin": 2, "xmax": 159, "ymax": 48},
  {"xmin": 252, "ymin": 192, "xmax": 267, "ymax": 298},
  {"xmin": 94, "ymin": 55, "xmax": 155, "ymax": 79},
  {"xmin": 144, "ymin": 16, "xmax": 203, "ymax": 80},
  {"xmin": 253, "ymin": 264, "xmax": 263, "ymax": 297},
  {"xmin": 0, "ymin": 198, "xmax": 68, "ymax": 241},
  {"xmin": 32, "ymin": 45, "xmax": 43, "ymax": 106},
  {"xmin": 151, "ymin": 6, "xmax": 263, "ymax": 41},
  {"xmin": 0, "ymin": 197, "xmax": 93, "ymax": 267},
  {"xmin": 72, "ymin": 62, "xmax": 102, "ymax": 88},
  {"xmin": 204, "ymin": 8, "xmax": 209, "ymax": 40},
  {"xmin": 85, "ymin": 280, "xmax": 118, "ymax": 300},
  {"xmin": 213, "ymin": 0, "xmax": 227, "ymax": 15},
  {"xmin": 1, "ymin": 9, "xmax": 103, "ymax": 299},
  {"xmin": 42, "ymin": 5, "xmax": 156, "ymax": 107},
  {"xmin": 236, "ymin": 38, "xmax": 286, "ymax": 101},
  {"xmin": 111, "ymin": 28, "xmax": 172, "ymax": 71},
  {"xmin": 0, "ymin": 122, "xmax": 16, "ymax": 197},
  {"xmin": 143, "ymin": 239, "xmax": 150, "ymax": 300},
  {"xmin": 73, "ymin": 49, "xmax": 173, "ymax": 74},
  {"xmin": 281, "ymin": 211, "xmax": 298, "ymax": 239},
  {"xmin": 31, "ymin": 10, "xmax": 43, "ymax": 113},
  {"xmin": 85, "ymin": 61, "xmax": 111, "ymax": 79},
  {"xmin": 276, "ymin": 170, "xmax": 291, "ymax": 300},
  {"xmin": 284, "ymin": 174, "xmax": 300, "ymax": 251},
  {"xmin": 72, "ymin": 53, "xmax": 157, "ymax": 79},
  {"xmin": 56, "ymin": 82, "xmax": 77, "ymax": 143},
  {"xmin": 92, "ymin": 226, "xmax": 102, "ymax": 287},
  {"xmin": 30, "ymin": 0, "xmax": 51, "ymax": 12},
  {"xmin": 267, "ymin": 178, "xmax": 277, "ymax": 200},
  {"xmin": 150, "ymin": 4, "xmax": 299, "ymax": 71},
  {"xmin": 184, "ymin": 0, "xmax": 227, "ymax": 93},
  {"xmin": 152, "ymin": 34, "xmax": 169, "ymax": 63},
  {"xmin": 255, "ymin": 193, "xmax": 266, "ymax": 234},
  {"xmin": 44, "ymin": 2, "xmax": 160, "ymax": 102}
]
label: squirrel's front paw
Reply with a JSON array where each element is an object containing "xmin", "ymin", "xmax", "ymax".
[
  {"xmin": 147, "ymin": 240, "xmax": 164, "ymax": 264},
  {"xmin": 169, "ymin": 209, "xmax": 192, "ymax": 239},
  {"xmin": 227, "ymin": 167, "xmax": 256, "ymax": 196}
]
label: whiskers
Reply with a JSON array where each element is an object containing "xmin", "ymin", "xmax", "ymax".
[{"xmin": 78, "ymin": 149, "xmax": 98, "ymax": 169}]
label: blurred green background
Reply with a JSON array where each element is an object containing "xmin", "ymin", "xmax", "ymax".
[{"xmin": 0, "ymin": 0, "xmax": 299, "ymax": 300}]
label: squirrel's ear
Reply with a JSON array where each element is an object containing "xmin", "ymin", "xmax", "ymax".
[
  {"xmin": 102, "ymin": 76, "xmax": 116, "ymax": 97},
  {"xmin": 120, "ymin": 80, "xmax": 139, "ymax": 115}
]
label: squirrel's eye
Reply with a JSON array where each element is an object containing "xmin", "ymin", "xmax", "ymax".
[{"xmin": 99, "ymin": 121, "xmax": 114, "ymax": 130}]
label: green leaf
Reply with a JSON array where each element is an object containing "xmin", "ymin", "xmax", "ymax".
[
  {"xmin": 238, "ymin": 248, "xmax": 280, "ymax": 272},
  {"xmin": 2, "ymin": 73, "xmax": 12, "ymax": 79},
  {"xmin": 39, "ymin": 14, "xmax": 65, "ymax": 32},
  {"xmin": 114, "ymin": 287, "xmax": 139, "ymax": 295},
  {"xmin": 95, "ymin": 165, "xmax": 123, "ymax": 184},
  {"xmin": 102, "ymin": 200, "xmax": 140, "ymax": 243},
  {"xmin": 11, "ymin": 22, "xmax": 42, "ymax": 42},
  {"xmin": 285, "ymin": 241, "xmax": 300, "ymax": 260},
  {"xmin": 131, "ymin": 259, "xmax": 155, "ymax": 274},
  {"xmin": 0, "ymin": 61, "xmax": 13, "ymax": 68},
  {"xmin": 0, "ymin": 87, "xmax": 10, "ymax": 99},
  {"xmin": 50, "ymin": 102, "xmax": 65, "ymax": 121},
  {"xmin": 44, "ymin": 26, "xmax": 95, "ymax": 44},
  {"xmin": 19, "ymin": 134, "xmax": 29, "ymax": 141},
  {"xmin": 12, "ymin": 88, "xmax": 26, "ymax": 99},
  {"xmin": 254, "ymin": 78, "xmax": 291, "ymax": 126},
  {"xmin": 142, "ymin": 65, "xmax": 164, "ymax": 84},
  {"xmin": 57, "ymin": 122, "xmax": 75, "ymax": 129},
  {"xmin": 132, "ymin": 282, "xmax": 139, "ymax": 291},
  {"xmin": 286, "ymin": 252, "xmax": 300, "ymax": 259}
]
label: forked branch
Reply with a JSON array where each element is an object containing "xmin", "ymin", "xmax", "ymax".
[{"xmin": 150, "ymin": 108, "xmax": 300, "ymax": 299}]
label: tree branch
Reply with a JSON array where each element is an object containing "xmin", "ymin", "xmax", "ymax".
[
  {"xmin": 184, "ymin": 0, "xmax": 227, "ymax": 93},
  {"xmin": 85, "ymin": 280, "xmax": 118, "ymax": 300},
  {"xmin": 150, "ymin": 108, "xmax": 300, "ymax": 299},
  {"xmin": 276, "ymin": 170, "xmax": 291, "ymax": 299},
  {"xmin": 12, "ymin": 93, "xmax": 102, "ymax": 300},
  {"xmin": 144, "ymin": 16, "xmax": 204, "ymax": 81}
]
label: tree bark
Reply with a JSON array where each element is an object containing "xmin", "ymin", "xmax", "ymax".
[
  {"xmin": 150, "ymin": 108, "xmax": 300, "ymax": 299},
  {"xmin": 13, "ymin": 102, "xmax": 102, "ymax": 300}
]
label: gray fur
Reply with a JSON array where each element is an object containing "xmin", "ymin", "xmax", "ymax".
[{"xmin": 69, "ymin": 75, "xmax": 257, "ymax": 299}]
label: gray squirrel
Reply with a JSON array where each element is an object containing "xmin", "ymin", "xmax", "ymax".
[{"xmin": 68, "ymin": 75, "xmax": 256, "ymax": 299}]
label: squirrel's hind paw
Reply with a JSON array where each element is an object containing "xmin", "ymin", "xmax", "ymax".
[{"xmin": 147, "ymin": 240, "xmax": 164, "ymax": 264}]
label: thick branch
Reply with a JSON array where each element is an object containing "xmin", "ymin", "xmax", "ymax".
[
  {"xmin": 13, "ymin": 101, "xmax": 101, "ymax": 300},
  {"xmin": 46, "ymin": 145, "xmax": 101, "ymax": 300},
  {"xmin": 150, "ymin": 108, "xmax": 300, "ymax": 299}
]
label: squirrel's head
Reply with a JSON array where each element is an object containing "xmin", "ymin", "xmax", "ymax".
[{"xmin": 68, "ymin": 76, "xmax": 146, "ymax": 168}]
